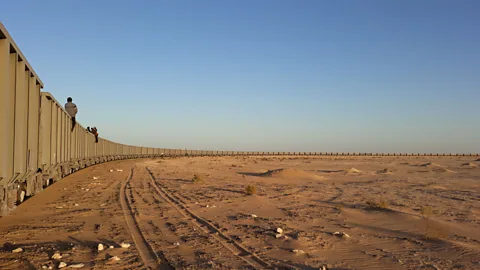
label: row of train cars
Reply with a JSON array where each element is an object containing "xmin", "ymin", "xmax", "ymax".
[{"xmin": 1, "ymin": 22, "xmax": 478, "ymax": 216}]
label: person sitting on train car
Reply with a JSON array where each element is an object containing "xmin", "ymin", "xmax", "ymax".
[
  {"xmin": 91, "ymin": 127, "xmax": 99, "ymax": 143},
  {"xmin": 65, "ymin": 97, "xmax": 78, "ymax": 131}
]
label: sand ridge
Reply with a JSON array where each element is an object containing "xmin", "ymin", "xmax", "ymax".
[
  {"xmin": 256, "ymin": 168, "xmax": 324, "ymax": 180},
  {"xmin": 461, "ymin": 162, "xmax": 478, "ymax": 168}
]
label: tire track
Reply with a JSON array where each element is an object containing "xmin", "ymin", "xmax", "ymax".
[
  {"xmin": 120, "ymin": 167, "xmax": 173, "ymax": 270},
  {"xmin": 145, "ymin": 167, "xmax": 277, "ymax": 269}
]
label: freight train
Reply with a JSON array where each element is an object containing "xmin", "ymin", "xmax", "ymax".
[{"xmin": 1, "ymin": 22, "xmax": 477, "ymax": 216}]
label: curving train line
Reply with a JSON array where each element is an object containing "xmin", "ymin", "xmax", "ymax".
[{"xmin": 0, "ymin": 22, "xmax": 478, "ymax": 217}]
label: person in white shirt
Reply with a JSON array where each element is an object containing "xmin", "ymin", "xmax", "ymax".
[{"xmin": 65, "ymin": 97, "xmax": 78, "ymax": 131}]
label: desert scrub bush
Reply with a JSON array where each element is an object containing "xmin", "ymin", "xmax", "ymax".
[
  {"xmin": 192, "ymin": 174, "xmax": 204, "ymax": 184},
  {"xmin": 245, "ymin": 185, "xmax": 257, "ymax": 195},
  {"xmin": 419, "ymin": 206, "xmax": 447, "ymax": 240},
  {"xmin": 420, "ymin": 205, "xmax": 433, "ymax": 216},
  {"xmin": 366, "ymin": 199, "xmax": 389, "ymax": 209}
]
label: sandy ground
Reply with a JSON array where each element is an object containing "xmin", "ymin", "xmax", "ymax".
[{"xmin": 0, "ymin": 156, "xmax": 479, "ymax": 270}]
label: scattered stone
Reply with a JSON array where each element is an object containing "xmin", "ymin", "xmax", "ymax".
[
  {"xmin": 98, "ymin": 243, "xmax": 104, "ymax": 251},
  {"xmin": 173, "ymin": 242, "xmax": 180, "ymax": 246},
  {"xmin": 292, "ymin": 249, "xmax": 306, "ymax": 254},
  {"xmin": 52, "ymin": 252, "xmax": 62, "ymax": 259},
  {"xmin": 12, "ymin": 248, "xmax": 23, "ymax": 253},
  {"xmin": 276, "ymin": 228, "xmax": 283, "ymax": 234},
  {"xmin": 68, "ymin": 263, "xmax": 85, "ymax": 268},
  {"xmin": 109, "ymin": 256, "xmax": 120, "ymax": 262},
  {"xmin": 333, "ymin": 232, "xmax": 350, "ymax": 238},
  {"xmin": 59, "ymin": 262, "xmax": 67, "ymax": 268},
  {"xmin": 120, "ymin": 242, "xmax": 131, "ymax": 249}
]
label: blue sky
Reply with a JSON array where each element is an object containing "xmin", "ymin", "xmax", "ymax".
[{"xmin": 1, "ymin": 0, "xmax": 479, "ymax": 153}]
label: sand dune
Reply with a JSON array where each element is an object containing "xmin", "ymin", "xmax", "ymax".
[
  {"xmin": 345, "ymin": 167, "xmax": 362, "ymax": 174},
  {"xmin": 257, "ymin": 168, "xmax": 324, "ymax": 180},
  {"xmin": 432, "ymin": 167, "xmax": 456, "ymax": 173},
  {"xmin": 462, "ymin": 162, "xmax": 478, "ymax": 168},
  {"xmin": 418, "ymin": 162, "xmax": 441, "ymax": 167},
  {"xmin": 376, "ymin": 168, "xmax": 394, "ymax": 174}
]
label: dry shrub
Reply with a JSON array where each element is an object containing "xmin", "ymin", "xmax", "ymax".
[
  {"xmin": 245, "ymin": 185, "xmax": 257, "ymax": 195},
  {"xmin": 423, "ymin": 219, "xmax": 449, "ymax": 240},
  {"xmin": 420, "ymin": 206, "xmax": 448, "ymax": 240},
  {"xmin": 192, "ymin": 174, "xmax": 204, "ymax": 184},
  {"xmin": 366, "ymin": 199, "xmax": 389, "ymax": 209},
  {"xmin": 420, "ymin": 205, "xmax": 433, "ymax": 216}
]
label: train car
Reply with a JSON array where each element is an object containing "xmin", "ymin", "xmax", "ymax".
[{"xmin": 0, "ymin": 23, "xmax": 45, "ymax": 214}]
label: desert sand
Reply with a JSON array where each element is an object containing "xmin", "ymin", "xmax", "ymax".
[{"xmin": 0, "ymin": 156, "xmax": 479, "ymax": 269}]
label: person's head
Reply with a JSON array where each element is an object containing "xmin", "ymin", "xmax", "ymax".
[{"xmin": 67, "ymin": 97, "xmax": 72, "ymax": 102}]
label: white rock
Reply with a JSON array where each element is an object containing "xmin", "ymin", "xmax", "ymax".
[
  {"xmin": 98, "ymin": 243, "xmax": 104, "ymax": 251},
  {"xmin": 120, "ymin": 242, "xmax": 131, "ymax": 249},
  {"xmin": 59, "ymin": 262, "xmax": 67, "ymax": 268},
  {"xmin": 56, "ymin": 206, "xmax": 63, "ymax": 209},
  {"xmin": 251, "ymin": 214, "xmax": 257, "ymax": 218},
  {"xmin": 292, "ymin": 249, "xmax": 305, "ymax": 254},
  {"xmin": 206, "ymin": 205, "xmax": 209, "ymax": 208},
  {"xmin": 109, "ymin": 245, "xmax": 114, "ymax": 249},
  {"xmin": 42, "ymin": 266, "xmax": 48, "ymax": 269},
  {"xmin": 63, "ymin": 188, "xmax": 67, "ymax": 191},
  {"xmin": 116, "ymin": 169, "xmax": 123, "ymax": 172},
  {"xmin": 52, "ymin": 252, "xmax": 62, "ymax": 259},
  {"xmin": 49, "ymin": 267, "xmax": 53, "ymax": 270},
  {"xmin": 276, "ymin": 228, "xmax": 283, "ymax": 234},
  {"xmin": 68, "ymin": 263, "xmax": 85, "ymax": 268},
  {"xmin": 275, "ymin": 233, "xmax": 283, "ymax": 239},
  {"xmin": 85, "ymin": 189, "xmax": 89, "ymax": 192},
  {"xmin": 12, "ymin": 248, "xmax": 23, "ymax": 253},
  {"xmin": 173, "ymin": 242, "xmax": 180, "ymax": 246},
  {"xmin": 109, "ymin": 256, "xmax": 121, "ymax": 262},
  {"xmin": 93, "ymin": 177, "xmax": 99, "ymax": 180},
  {"xmin": 109, "ymin": 170, "xmax": 113, "ymax": 172},
  {"xmin": 74, "ymin": 204, "xmax": 79, "ymax": 207},
  {"xmin": 321, "ymin": 266, "xmax": 327, "ymax": 270}
]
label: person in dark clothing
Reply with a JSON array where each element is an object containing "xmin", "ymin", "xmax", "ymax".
[{"xmin": 91, "ymin": 127, "xmax": 99, "ymax": 143}]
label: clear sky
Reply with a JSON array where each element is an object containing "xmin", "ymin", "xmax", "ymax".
[{"xmin": 1, "ymin": 0, "xmax": 479, "ymax": 153}]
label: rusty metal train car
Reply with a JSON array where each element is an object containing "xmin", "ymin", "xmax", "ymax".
[{"xmin": 1, "ymin": 22, "xmax": 478, "ymax": 216}]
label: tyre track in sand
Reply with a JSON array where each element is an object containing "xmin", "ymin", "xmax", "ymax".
[
  {"xmin": 144, "ymin": 167, "xmax": 279, "ymax": 269},
  {"xmin": 120, "ymin": 167, "xmax": 173, "ymax": 270}
]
